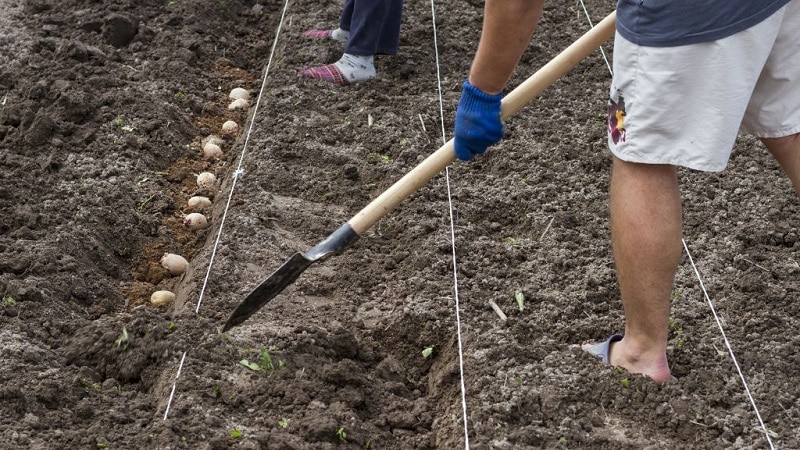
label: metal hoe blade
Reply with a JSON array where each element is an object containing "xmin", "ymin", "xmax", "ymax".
[{"xmin": 222, "ymin": 223, "xmax": 359, "ymax": 331}]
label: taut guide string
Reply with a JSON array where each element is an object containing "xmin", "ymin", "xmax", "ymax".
[
  {"xmin": 575, "ymin": 1, "xmax": 774, "ymax": 447},
  {"xmin": 426, "ymin": 0, "xmax": 471, "ymax": 447},
  {"xmin": 162, "ymin": 0, "xmax": 291, "ymax": 420}
]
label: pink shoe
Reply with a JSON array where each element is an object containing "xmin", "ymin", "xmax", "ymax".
[
  {"xmin": 302, "ymin": 29, "xmax": 333, "ymax": 39},
  {"xmin": 299, "ymin": 64, "xmax": 349, "ymax": 86}
]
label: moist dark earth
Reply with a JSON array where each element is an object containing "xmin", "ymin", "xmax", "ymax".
[{"xmin": 1, "ymin": 0, "xmax": 799, "ymax": 448}]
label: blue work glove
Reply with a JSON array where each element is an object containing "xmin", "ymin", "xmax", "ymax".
[{"xmin": 454, "ymin": 79, "xmax": 504, "ymax": 161}]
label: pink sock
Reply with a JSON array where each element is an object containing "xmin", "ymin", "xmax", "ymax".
[
  {"xmin": 302, "ymin": 28, "xmax": 349, "ymax": 43},
  {"xmin": 299, "ymin": 64, "xmax": 349, "ymax": 86},
  {"xmin": 302, "ymin": 29, "xmax": 332, "ymax": 39}
]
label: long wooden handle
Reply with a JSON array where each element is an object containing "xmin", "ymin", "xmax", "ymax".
[{"xmin": 349, "ymin": 11, "xmax": 616, "ymax": 235}]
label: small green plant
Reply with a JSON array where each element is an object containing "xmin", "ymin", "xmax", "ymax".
[
  {"xmin": 259, "ymin": 345, "xmax": 275, "ymax": 371},
  {"xmin": 2, "ymin": 296, "xmax": 15, "ymax": 306},
  {"xmin": 277, "ymin": 418, "xmax": 290, "ymax": 429},
  {"xmin": 620, "ymin": 377, "xmax": 630, "ymax": 388},
  {"xmin": 558, "ymin": 436, "xmax": 568, "ymax": 448},
  {"xmin": 515, "ymin": 291, "xmax": 525, "ymax": 312},
  {"xmin": 695, "ymin": 411, "xmax": 704, "ymax": 423},
  {"xmin": 97, "ymin": 443, "xmax": 108, "ymax": 449},
  {"xmin": 115, "ymin": 326, "xmax": 129, "ymax": 349},
  {"xmin": 138, "ymin": 193, "xmax": 156, "ymax": 211},
  {"xmin": 230, "ymin": 428, "xmax": 243, "ymax": 439},
  {"xmin": 212, "ymin": 386, "xmax": 221, "ymax": 398},
  {"xmin": 368, "ymin": 152, "xmax": 392, "ymax": 164},
  {"xmin": 422, "ymin": 346, "xmax": 434, "ymax": 358},
  {"xmin": 668, "ymin": 317, "xmax": 685, "ymax": 346},
  {"xmin": 167, "ymin": 321, "xmax": 177, "ymax": 331},
  {"xmin": 240, "ymin": 345, "xmax": 278, "ymax": 374},
  {"xmin": 115, "ymin": 116, "xmax": 135, "ymax": 133},
  {"xmin": 80, "ymin": 379, "xmax": 102, "ymax": 391},
  {"xmin": 172, "ymin": 91, "xmax": 186, "ymax": 102},
  {"xmin": 335, "ymin": 427, "xmax": 346, "ymax": 443}
]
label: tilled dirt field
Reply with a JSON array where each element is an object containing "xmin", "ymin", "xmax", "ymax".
[{"xmin": 1, "ymin": 0, "xmax": 798, "ymax": 448}]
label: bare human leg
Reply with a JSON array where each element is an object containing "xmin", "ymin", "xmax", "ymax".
[
  {"xmin": 592, "ymin": 157, "xmax": 682, "ymax": 382},
  {"xmin": 762, "ymin": 133, "xmax": 800, "ymax": 197}
]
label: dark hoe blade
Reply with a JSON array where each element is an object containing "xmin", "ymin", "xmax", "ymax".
[
  {"xmin": 222, "ymin": 253, "xmax": 312, "ymax": 331},
  {"xmin": 222, "ymin": 223, "xmax": 359, "ymax": 331}
]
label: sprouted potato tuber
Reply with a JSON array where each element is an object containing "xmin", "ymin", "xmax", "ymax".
[
  {"xmin": 160, "ymin": 253, "xmax": 188, "ymax": 276},
  {"xmin": 203, "ymin": 142, "xmax": 223, "ymax": 160},
  {"xmin": 183, "ymin": 212, "xmax": 208, "ymax": 230},
  {"xmin": 151, "ymin": 290, "xmax": 176, "ymax": 306},
  {"xmin": 228, "ymin": 98, "xmax": 250, "ymax": 111},
  {"xmin": 203, "ymin": 134, "xmax": 224, "ymax": 146},
  {"xmin": 222, "ymin": 120, "xmax": 239, "ymax": 134},
  {"xmin": 229, "ymin": 87, "xmax": 250, "ymax": 101},
  {"xmin": 187, "ymin": 196, "xmax": 212, "ymax": 211},
  {"xmin": 197, "ymin": 172, "xmax": 216, "ymax": 188}
]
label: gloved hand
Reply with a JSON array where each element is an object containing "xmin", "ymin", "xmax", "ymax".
[{"xmin": 454, "ymin": 79, "xmax": 503, "ymax": 161}]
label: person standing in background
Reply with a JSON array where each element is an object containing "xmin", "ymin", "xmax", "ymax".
[{"xmin": 300, "ymin": 0, "xmax": 404, "ymax": 85}]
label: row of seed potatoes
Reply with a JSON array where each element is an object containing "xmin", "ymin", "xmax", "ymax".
[{"xmin": 150, "ymin": 87, "xmax": 251, "ymax": 306}]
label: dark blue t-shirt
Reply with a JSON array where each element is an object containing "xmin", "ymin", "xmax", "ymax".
[{"xmin": 617, "ymin": 0, "xmax": 793, "ymax": 47}]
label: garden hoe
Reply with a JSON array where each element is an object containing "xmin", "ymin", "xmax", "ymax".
[{"xmin": 222, "ymin": 11, "xmax": 617, "ymax": 332}]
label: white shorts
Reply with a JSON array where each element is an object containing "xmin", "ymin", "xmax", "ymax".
[{"xmin": 607, "ymin": 0, "xmax": 800, "ymax": 172}]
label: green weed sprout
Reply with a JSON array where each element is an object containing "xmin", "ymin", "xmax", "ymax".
[
  {"xmin": 335, "ymin": 427, "xmax": 346, "ymax": 443},
  {"xmin": 115, "ymin": 327, "xmax": 129, "ymax": 349},
  {"xmin": 515, "ymin": 291, "xmax": 525, "ymax": 312}
]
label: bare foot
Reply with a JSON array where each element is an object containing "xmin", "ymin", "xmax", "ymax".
[{"xmin": 580, "ymin": 335, "xmax": 674, "ymax": 383}]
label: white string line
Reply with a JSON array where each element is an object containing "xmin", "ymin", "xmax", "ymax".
[
  {"xmin": 162, "ymin": 351, "xmax": 186, "ymax": 420},
  {"xmin": 162, "ymin": 0, "xmax": 290, "ymax": 420},
  {"xmin": 682, "ymin": 240, "xmax": 775, "ymax": 449},
  {"xmin": 427, "ymin": 1, "xmax": 471, "ymax": 447},
  {"xmin": 576, "ymin": 0, "xmax": 774, "ymax": 445},
  {"xmin": 576, "ymin": 1, "xmax": 612, "ymax": 74}
]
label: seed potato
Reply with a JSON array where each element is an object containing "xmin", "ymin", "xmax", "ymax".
[
  {"xmin": 183, "ymin": 212, "xmax": 208, "ymax": 230},
  {"xmin": 197, "ymin": 172, "xmax": 216, "ymax": 188},
  {"xmin": 229, "ymin": 87, "xmax": 250, "ymax": 101},
  {"xmin": 151, "ymin": 290, "xmax": 175, "ymax": 306},
  {"xmin": 187, "ymin": 196, "xmax": 212, "ymax": 211},
  {"xmin": 203, "ymin": 142, "xmax": 223, "ymax": 160},
  {"xmin": 222, "ymin": 120, "xmax": 239, "ymax": 134},
  {"xmin": 228, "ymin": 98, "xmax": 250, "ymax": 110},
  {"xmin": 160, "ymin": 253, "xmax": 188, "ymax": 276}
]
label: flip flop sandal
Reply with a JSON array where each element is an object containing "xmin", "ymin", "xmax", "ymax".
[{"xmin": 583, "ymin": 333, "xmax": 623, "ymax": 365}]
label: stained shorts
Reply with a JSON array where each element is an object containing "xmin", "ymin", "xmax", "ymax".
[{"xmin": 607, "ymin": 0, "xmax": 800, "ymax": 172}]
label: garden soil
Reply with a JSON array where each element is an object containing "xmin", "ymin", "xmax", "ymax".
[{"xmin": 1, "ymin": 0, "xmax": 799, "ymax": 449}]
